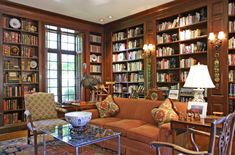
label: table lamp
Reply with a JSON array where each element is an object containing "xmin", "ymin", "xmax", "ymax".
[{"xmin": 183, "ymin": 63, "xmax": 215, "ymax": 102}]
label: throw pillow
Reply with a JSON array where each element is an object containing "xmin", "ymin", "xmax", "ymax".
[
  {"xmin": 151, "ymin": 98, "xmax": 179, "ymax": 126},
  {"xmin": 96, "ymin": 95, "xmax": 119, "ymax": 118}
]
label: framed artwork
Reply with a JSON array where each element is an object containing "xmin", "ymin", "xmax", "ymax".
[
  {"xmin": 187, "ymin": 101, "xmax": 208, "ymax": 118},
  {"xmin": 168, "ymin": 89, "xmax": 179, "ymax": 100}
]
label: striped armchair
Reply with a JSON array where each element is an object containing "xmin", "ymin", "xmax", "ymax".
[{"xmin": 24, "ymin": 92, "xmax": 67, "ymax": 155}]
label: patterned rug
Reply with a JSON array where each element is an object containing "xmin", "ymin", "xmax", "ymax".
[{"xmin": 0, "ymin": 137, "xmax": 116, "ymax": 155}]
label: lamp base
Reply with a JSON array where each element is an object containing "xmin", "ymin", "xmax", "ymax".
[{"xmin": 192, "ymin": 88, "xmax": 205, "ymax": 102}]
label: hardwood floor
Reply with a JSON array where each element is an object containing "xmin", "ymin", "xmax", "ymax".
[{"xmin": 0, "ymin": 130, "xmax": 27, "ymax": 141}]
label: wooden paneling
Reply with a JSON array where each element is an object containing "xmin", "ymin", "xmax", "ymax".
[{"xmin": 207, "ymin": 0, "xmax": 228, "ymax": 114}]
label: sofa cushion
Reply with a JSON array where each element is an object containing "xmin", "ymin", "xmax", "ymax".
[
  {"xmin": 126, "ymin": 124, "xmax": 160, "ymax": 144},
  {"xmin": 104, "ymin": 119, "xmax": 146, "ymax": 136},
  {"xmin": 96, "ymin": 95, "xmax": 119, "ymax": 118},
  {"xmin": 90, "ymin": 117, "xmax": 121, "ymax": 127},
  {"xmin": 151, "ymin": 98, "xmax": 178, "ymax": 126}
]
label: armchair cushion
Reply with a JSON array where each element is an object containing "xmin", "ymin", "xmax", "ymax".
[
  {"xmin": 24, "ymin": 92, "xmax": 57, "ymax": 121},
  {"xmin": 151, "ymin": 98, "xmax": 178, "ymax": 126},
  {"xmin": 96, "ymin": 95, "xmax": 119, "ymax": 118}
]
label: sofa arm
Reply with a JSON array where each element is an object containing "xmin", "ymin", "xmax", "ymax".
[
  {"xmin": 83, "ymin": 109, "xmax": 99, "ymax": 119},
  {"xmin": 159, "ymin": 123, "xmax": 172, "ymax": 142}
]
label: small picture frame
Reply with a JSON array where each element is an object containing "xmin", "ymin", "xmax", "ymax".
[
  {"xmin": 187, "ymin": 101, "xmax": 208, "ymax": 118},
  {"xmin": 168, "ymin": 89, "xmax": 179, "ymax": 100}
]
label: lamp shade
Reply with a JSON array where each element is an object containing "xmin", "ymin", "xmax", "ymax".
[{"xmin": 184, "ymin": 63, "xmax": 215, "ymax": 88}]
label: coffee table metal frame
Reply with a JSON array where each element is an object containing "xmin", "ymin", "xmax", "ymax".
[{"xmin": 41, "ymin": 124, "xmax": 121, "ymax": 155}]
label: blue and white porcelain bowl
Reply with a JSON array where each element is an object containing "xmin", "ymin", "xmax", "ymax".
[{"xmin": 65, "ymin": 111, "xmax": 92, "ymax": 128}]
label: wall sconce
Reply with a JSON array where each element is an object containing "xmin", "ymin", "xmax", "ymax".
[
  {"xmin": 208, "ymin": 31, "xmax": 225, "ymax": 89},
  {"xmin": 143, "ymin": 44, "xmax": 154, "ymax": 56},
  {"xmin": 208, "ymin": 31, "xmax": 225, "ymax": 50}
]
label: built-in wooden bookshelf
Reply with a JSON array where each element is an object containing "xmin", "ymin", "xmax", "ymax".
[
  {"xmin": 0, "ymin": 14, "xmax": 39, "ymax": 127},
  {"xmin": 112, "ymin": 24, "xmax": 144, "ymax": 98},
  {"xmin": 228, "ymin": 0, "xmax": 235, "ymax": 113},
  {"xmin": 156, "ymin": 6, "xmax": 208, "ymax": 102},
  {"xmin": 89, "ymin": 32, "xmax": 103, "ymax": 83}
]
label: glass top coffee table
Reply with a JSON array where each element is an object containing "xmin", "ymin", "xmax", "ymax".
[{"xmin": 41, "ymin": 124, "xmax": 120, "ymax": 155}]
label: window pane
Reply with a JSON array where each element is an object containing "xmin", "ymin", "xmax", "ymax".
[
  {"xmin": 62, "ymin": 62, "xmax": 68, "ymax": 70},
  {"xmin": 62, "ymin": 79, "xmax": 68, "ymax": 87},
  {"xmin": 48, "ymin": 87, "xmax": 57, "ymax": 95},
  {"xmin": 45, "ymin": 25, "xmax": 58, "ymax": 30},
  {"xmin": 48, "ymin": 53, "xmax": 57, "ymax": 61},
  {"xmin": 61, "ymin": 34, "xmax": 68, "ymax": 43},
  {"xmin": 49, "ymin": 32, "xmax": 57, "ymax": 41},
  {"xmin": 49, "ymin": 41, "xmax": 57, "ymax": 49},
  {"xmin": 69, "ymin": 80, "xmax": 75, "ymax": 86},
  {"xmin": 68, "ymin": 62, "xmax": 75, "ymax": 70},
  {"xmin": 49, "ymin": 79, "xmax": 57, "ymax": 87},
  {"xmin": 69, "ymin": 87, "xmax": 75, "ymax": 94},
  {"xmin": 68, "ymin": 43, "xmax": 75, "ymax": 51},
  {"xmin": 62, "ymin": 71, "xmax": 68, "ymax": 79},
  {"xmin": 62, "ymin": 95, "xmax": 68, "ymax": 102},
  {"xmin": 49, "ymin": 71, "xmax": 57, "ymax": 78},
  {"xmin": 68, "ymin": 36, "xmax": 75, "ymax": 43},
  {"xmin": 61, "ymin": 42, "xmax": 68, "ymax": 50},
  {"xmin": 62, "ymin": 54, "xmax": 68, "ymax": 62},
  {"xmin": 68, "ymin": 95, "xmax": 75, "ymax": 101},
  {"xmin": 61, "ymin": 28, "xmax": 75, "ymax": 33},
  {"xmin": 62, "ymin": 87, "xmax": 69, "ymax": 95},
  {"xmin": 68, "ymin": 71, "xmax": 74, "ymax": 78},
  {"xmin": 67, "ymin": 55, "xmax": 75, "ymax": 62},
  {"xmin": 49, "ymin": 62, "xmax": 57, "ymax": 70}
]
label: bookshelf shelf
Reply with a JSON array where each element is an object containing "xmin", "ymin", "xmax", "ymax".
[
  {"xmin": 0, "ymin": 14, "xmax": 39, "ymax": 128},
  {"xmin": 156, "ymin": 6, "xmax": 207, "ymax": 101},
  {"xmin": 112, "ymin": 24, "xmax": 144, "ymax": 98}
]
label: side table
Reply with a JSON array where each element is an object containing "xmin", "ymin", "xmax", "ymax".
[{"xmin": 171, "ymin": 119, "xmax": 235, "ymax": 155}]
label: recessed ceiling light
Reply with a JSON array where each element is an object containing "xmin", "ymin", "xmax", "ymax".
[
  {"xmin": 99, "ymin": 18, "xmax": 105, "ymax": 22},
  {"xmin": 108, "ymin": 15, "xmax": 113, "ymax": 19}
]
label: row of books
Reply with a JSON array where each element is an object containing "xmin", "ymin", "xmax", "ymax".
[
  {"xmin": 180, "ymin": 42, "xmax": 207, "ymax": 54},
  {"xmin": 158, "ymin": 17, "xmax": 179, "ymax": 31},
  {"xmin": 114, "ymin": 73, "xmax": 128, "ymax": 82},
  {"xmin": 156, "ymin": 47, "xmax": 175, "ymax": 57},
  {"xmin": 4, "ymin": 86, "xmax": 22, "ymax": 97},
  {"xmin": 157, "ymin": 33, "xmax": 178, "ymax": 44},
  {"xmin": 180, "ymin": 71, "xmax": 189, "ymax": 82},
  {"xmin": 3, "ymin": 31, "xmax": 20, "ymax": 43},
  {"xmin": 113, "ymin": 64, "xmax": 127, "ymax": 72},
  {"xmin": 90, "ymin": 34, "xmax": 101, "ymax": 43},
  {"xmin": 228, "ymin": 2, "xmax": 235, "ymax": 16},
  {"xmin": 23, "ymin": 86, "xmax": 37, "ymax": 95},
  {"xmin": 228, "ymin": 100, "xmax": 235, "ymax": 113},
  {"xmin": 157, "ymin": 72, "xmax": 178, "ymax": 82},
  {"xmin": 3, "ymin": 99, "xmax": 19, "ymax": 111},
  {"xmin": 112, "ymin": 31, "xmax": 126, "ymax": 41},
  {"xmin": 179, "ymin": 12, "xmax": 202, "ymax": 27},
  {"xmin": 127, "ymin": 62, "xmax": 143, "ymax": 71},
  {"xmin": 90, "ymin": 45, "xmax": 101, "ymax": 53},
  {"xmin": 180, "ymin": 58, "xmax": 197, "ymax": 68},
  {"xmin": 113, "ymin": 43, "xmax": 126, "ymax": 52},
  {"xmin": 130, "ymin": 73, "xmax": 144, "ymax": 82},
  {"xmin": 21, "ymin": 47, "xmax": 37, "ymax": 57},
  {"xmin": 229, "ymin": 20, "xmax": 235, "ymax": 33},
  {"xmin": 128, "ymin": 85, "xmax": 144, "ymax": 94},
  {"xmin": 113, "ymin": 50, "xmax": 143, "ymax": 62},
  {"xmin": 21, "ymin": 34, "xmax": 38, "ymax": 45},
  {"xmin": 228, "ymin": 54, "xmax": 235, "ymax": 65},
  {"xmin": 4, "ymin": 113, "xmax": 20, "ymax": 125},
  {"xmin": 128, "ymin": 27, "xmax": 143, "ymax": 38},
  {"xmin": 229, "ymin": 83, "xmax": 235, "ymax": 97},
  {"xmin": 114, "ymin": 72, "xmax": 144, "ymax": 83},
  {"xmin": 228, "ymin": 37, "xmax": 235, "ymax": 49},
  {"xmin": 90, "ymin": 65, "xmax": 101, "ymax": 73},
  {"xmin": 229, "ymin": 70, "xmax": 235, "ymax": 82},
  {"xmin": 179, "ymin": 29, "xmax": 202, "ymax": 40},
  {"xmin": 157, "ymin": 58, "xmax": 178, "ymax": 69},
  {"xmin": 128, "ymin": 39, "xmax": 143, "ymax": 49}
]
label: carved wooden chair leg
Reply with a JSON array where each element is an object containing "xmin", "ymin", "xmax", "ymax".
[
  {"xmin": 27, "ymin": 129, "xmax": 31, "ymax": 144},
  {"xmin": 33, "ymin": 131, "xmax": 38, "ymax": 155}
]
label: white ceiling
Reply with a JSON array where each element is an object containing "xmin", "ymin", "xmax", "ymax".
[{"xmin": 8, "ymin": 0, "xmax": 173, "ymax": 24}]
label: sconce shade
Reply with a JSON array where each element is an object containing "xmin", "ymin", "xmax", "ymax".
[
  {"xmin": 218, "ymin": 31, "xmax": 225, "ymax": 40},
  {"xmin": 184, "ymin": 63, "xmax": 215, "ymax": 88},
  {"xmin": 143, "ymin": 44, "xmax": 148, "ymax": 51},
  {"xmin": 148, "ymin": 44, "xmax": 154, "ymax": 51},
  {"xmin": 208, "ymin": 32, "xmax": 215, "ymax": 41}
]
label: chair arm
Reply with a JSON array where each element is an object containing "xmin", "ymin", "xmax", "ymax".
[
  {"xmin": 150, "ymin": 141, "xmax": 209, "ymax": 155},
  {"xmin": 24, "ymin": 110, "xmax": 36, "ymax": 132},
  {"xmin": 55, "ymin": 107, "xmax": 68, "ymax": 113},
  {"xmin": 188, "ymin": 128, "xmax": 219, "ymax": 138},
  {"xmin": 83, "ymin": 109, "xmax": 99, "ymax": 119}
]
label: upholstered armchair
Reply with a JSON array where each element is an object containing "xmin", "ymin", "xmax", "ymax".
[{"xmin": 24, "ymin": 92, "xmax": 67, "ymax": 154}]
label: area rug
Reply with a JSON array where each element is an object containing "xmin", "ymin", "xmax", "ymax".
[{"xmin": 0, "ymin": 137, "xmax": 117, "ymax": 155}]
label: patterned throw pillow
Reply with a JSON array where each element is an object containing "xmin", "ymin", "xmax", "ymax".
[
  {"xmin": 151, "ymin": 98, "xmax": 179, "ymax": 126},
  {"xmin": 96, "ymin": 95, "xmax": 119, "ymax": 118}
]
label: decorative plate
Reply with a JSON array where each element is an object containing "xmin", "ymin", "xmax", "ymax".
[
  {"xmin": 150, "ymin": 92, "xmax": 158, "ymax": 100},
  {"xmin": 9, "ymin": 18, "xmax": 21, "ymax": 29},
  {"xmin": 30, "ymin": 60, "xmax": 37, "ymax": 69},
  {"xmin": 10, "ymin": 46, "xmax": 19, "ymax": 56},
  {"xmin": 91, "ymin": 54, "xmax": 97, "ymax": 62}
]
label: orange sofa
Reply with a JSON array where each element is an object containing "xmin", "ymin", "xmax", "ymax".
[{"xmin": 86, "ymin": 97, "xmax": 187, "ymax": 155}]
